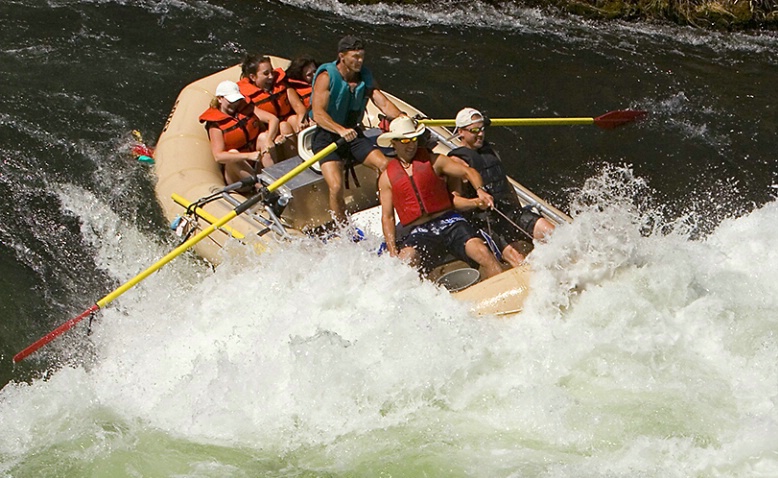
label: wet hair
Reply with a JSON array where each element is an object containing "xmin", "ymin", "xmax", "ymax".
[
  {"xmin": 240, "ymin": 53, "xmax": 272, "ymax": 78},
  {"xmin": 285, "ymin": 55, "xmax": 318, "ymax": 83}
]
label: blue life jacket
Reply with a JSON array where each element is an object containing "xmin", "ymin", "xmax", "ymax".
[{"xmin": 311, "ymin": 61, "xmax": 373, "ymax": 127}]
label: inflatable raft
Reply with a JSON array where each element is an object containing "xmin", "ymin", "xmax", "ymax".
[{"xmin": 153, "ymin": 57, "xmax": 571, "ymax": 317}]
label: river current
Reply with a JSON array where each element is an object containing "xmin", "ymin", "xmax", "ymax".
[{"xmin": 1, "ymin": 0, "xmax": 777, "ymax": 476}]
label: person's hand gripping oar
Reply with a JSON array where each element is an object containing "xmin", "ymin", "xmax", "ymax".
[{"xmin": 13, "ymin": 138, "xmax": 346, "ymax": 364}]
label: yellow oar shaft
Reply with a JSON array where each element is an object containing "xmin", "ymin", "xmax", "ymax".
[
  {"xmin": 266, "ymin": 148, "xmax": 332, "ymax": 193},
  {"xmin": 171, "ymin": 193, "xmax": 246, "ymax": 240},
  {"xmin": 97, "ymin": 212, "xmax": 236, "ymax": 307},
  {"xmin": 419, "ymin": 110, "xmax": 646, "ymax": 130},
  {"xmin": 101, "ymin": 139, "xmax": 341, "ymax": 308},
  {"xmin": 419, "ymin": 117, "xmax": 595, "ymax": 127},
  {"xmin": 14, "ymin": 140, "xmax": 342, "ymax": 363}
]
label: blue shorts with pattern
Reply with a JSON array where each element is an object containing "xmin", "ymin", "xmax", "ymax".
[{"xmin": 400, "ymin": 211, "xmax": 480, "ymax": 271}]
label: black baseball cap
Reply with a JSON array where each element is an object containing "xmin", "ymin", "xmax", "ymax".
[{"xmin": 337, "ymin": 35, "xmax": 365, "ymax": 53}]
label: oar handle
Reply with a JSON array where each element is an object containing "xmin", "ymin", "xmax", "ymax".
[
  {"xmin": 262, "ymin": 138, "xmax": 344, "ymax": 195},
  {"xmin": 13, "ymin": 138, "xmax": 344, "ymax": 363}
]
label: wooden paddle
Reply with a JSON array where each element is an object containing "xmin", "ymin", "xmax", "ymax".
[
  {"xmin": 13, "ymin": 139, "xmax": 345, "ymax": 363},
  {"xmin": 419, "ymin": 110, "xmax": 647, "ymax": 129}
]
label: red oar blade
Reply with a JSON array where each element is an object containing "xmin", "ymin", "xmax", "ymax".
[
  {"xmin": 13, "ymin": 304, "xmax": 100, "ymax": 363},
  {"xmin": 593, "ymin": 110, "xmax": 647, "ymax": 129}
]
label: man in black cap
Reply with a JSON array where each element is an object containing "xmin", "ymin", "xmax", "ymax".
[{"xmin": 310, "ymin": 35, "xmax": 405, "ymax": 224}]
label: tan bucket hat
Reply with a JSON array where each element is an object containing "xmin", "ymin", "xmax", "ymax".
[{"xmin": 376, "ymin": 117, "xmax": 426, "ymax": 148}]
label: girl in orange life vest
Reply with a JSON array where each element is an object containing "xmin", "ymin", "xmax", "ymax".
[
  {"xmin": 285, "ymin": 55, "xmax": 318, "ymax": 114},
  {"xmin": 238, "ymin": 54, "xmax": 308, "ymax": 159},
  {"xmin": 198, "ymin": 80, "xmax": 275, "ymax": 187},
  {"xmin": 376, "ymin": 117, "xmax": 503, "ymax": 279}
]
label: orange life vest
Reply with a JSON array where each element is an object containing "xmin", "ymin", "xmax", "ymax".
[
  {"xmin": 286, "ymin": 78, "xmax": 312, "ymax": 109},
  {"xmin": 238, "ymin": 69, "xmax": 293, "ymax": 120},
  {"xmin": 198, "ymin": 103, "xmax": 261, "ymax": 152},
  {"xmin": 387, "ymin": 148, "xmax": 453, "ymax": 226}
]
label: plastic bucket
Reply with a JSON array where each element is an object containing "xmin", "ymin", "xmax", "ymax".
[{"xmin": 436, "ymin": 268, "xmax": 480, "ymax": 292}]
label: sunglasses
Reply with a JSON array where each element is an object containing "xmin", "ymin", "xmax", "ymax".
[
  {"xmin": 394, "ymin": 136, "xmax": 418, "ymax": 144},
  {"xmin": 463, "ymin": 126, "xmax": 486, "ymax": 134}
]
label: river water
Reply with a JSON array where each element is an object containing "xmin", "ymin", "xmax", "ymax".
[{"xmin": 1, "ymin": 0, "xmax": 778, "ymax": 476}]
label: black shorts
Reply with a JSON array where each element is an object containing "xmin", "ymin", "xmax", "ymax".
[
  {"xmin": 470, "ymin": 204, "xmax": 540, "ymax": 252},
  {"xmin": 311, "ymin": 127, "xmax": 377, "ymax": 165},
  {"xmin": 401, "ymin": 212, "xmax": 481, "ymax": 271}
]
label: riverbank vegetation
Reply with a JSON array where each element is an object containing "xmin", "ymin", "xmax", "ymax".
[{"xmin": 351, "ymin": 0, "xmax": 778, "ymax": 30}]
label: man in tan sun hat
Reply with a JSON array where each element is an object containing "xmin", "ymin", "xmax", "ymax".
[
  {"xmin": 377, "ymin": 117, "xmax": 503, "ymax": 278},
  {"xmin": 449, "ymin": 107, "xmax": 555, "ymax": 267}
]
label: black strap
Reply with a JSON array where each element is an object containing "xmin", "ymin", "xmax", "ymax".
[{"xmin": 343, "ymin": 157, "xmax": 360, "ymax": 189}]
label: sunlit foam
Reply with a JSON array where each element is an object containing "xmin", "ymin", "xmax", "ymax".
[{"xmin": 3, "ymin": 168, "xmax": 778, "ymax": 475}]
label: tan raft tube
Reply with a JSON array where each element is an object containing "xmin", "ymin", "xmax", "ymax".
[{"xmin": 154, "ymin": 57, "xmax": 571, "ymax": 317}]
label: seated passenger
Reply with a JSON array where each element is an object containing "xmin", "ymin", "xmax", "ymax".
[
  {"xmin": 198, "ymin": 80, "xmax": 275, "ymax": 187},
  {"xmin": 284, "ymin": 55, "xmax": 318, "ymax": 121},
  {"xmin": 238, "ymin": 54, "xmax": 307, "ymax": 158},
  {"xmin": 377, "ymin": 117, "xmax": 503, "ymax": 279},
  {"xmin": 449, "ymin": 107, "xmax": 555, "ymax": 267}
]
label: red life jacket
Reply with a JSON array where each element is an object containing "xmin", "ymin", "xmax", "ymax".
[
  {"xmin": 387, "ymin": 148, "xmax": 453, "ymax": 226},
  {"xmin": 286, "ymin": 78, "xmax": 312, "ymax": 109},
  {"xmin": 238, "ymin": 69, "xmax": 293, "ymax": 120},
  {"xmin": 198, "ymin": 103, "xmax": 261, "ymax": 152}
]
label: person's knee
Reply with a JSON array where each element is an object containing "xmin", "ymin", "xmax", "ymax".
[
  {"xmin": 326, "ymin": 178, "xmax": 343, "ymax": 198},
  {"xmin": 321, "ymin": 163, "xmax": 343, "ymax": 190},
  {"xmin": 398, "ymin": 246, "xmax": 419, "ymax": 266},
  {"xmin": 365, "ymin": 150, "xmax": 389, "ymax": 172},
  {"xmin": 501, "ymin": 245, "xmax": 526, "ymax": 268},
  {"xmin": 464, "ymin": 238, "xmax": 492, "ymax": 263},
  {"xmin": 279, "ymin": 121, "xmax": 294, "ymax": 136},
  {"xmin": 534, "ymin": 218, "xmax": 555, "ymax": 240}
]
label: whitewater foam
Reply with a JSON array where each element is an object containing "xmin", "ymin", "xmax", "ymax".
[
  {"xmin": 3, "ymin": 168, "xmax": 778, "ymax": 475},
  {"xmin": 276, "ymin": 0, "xmax": 778, "ymax": 61}
]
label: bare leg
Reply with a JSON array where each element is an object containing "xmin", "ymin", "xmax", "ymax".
[
  {"xmin": 286, "ymin": 115, "xmax": 301, "ymax": 133},
  {"xmin": 501, "ymin": 244, "xmax": 527, "ymax": 268},
  {"xmin": 223, "ymin": 160, "xmax": 256, "ymax": 186},
  {"xmin": 533, "ymin": 217, "xmax": 555, "ymax": 241},
  {"xmin": 320, "ymin": 160, "xmax": 347, "ymax": 223},
  {"xmin": 398, "ymin": 246, "xmax": 421, "ymax": 269},
  {"xmin": 257, "ymin": 132, "xmax": 275, "ymax": 168},
  {"xmin": 464, "ymin": 237, "xmax": 503, "ymax": 279},
  {"xmin": 276, "ymin": 121, "xmax": 297, "ymax": 159},
  {"xmin": 286, "ymin": 115, "xmax": 302, "ymax": 154},
  {"xmin": 363, "ymin": 149, "xmax": 390, "ymax": 172}
]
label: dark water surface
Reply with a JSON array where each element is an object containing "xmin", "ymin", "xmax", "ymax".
[{"xmin": 1, "ymin": 1, "xmax": 777, "ymax": 473}]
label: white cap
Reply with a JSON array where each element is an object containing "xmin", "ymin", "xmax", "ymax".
[
  {"xmin": 455, "ymin": 107, "xmax": 484, "ymax": 128},
  {"xmin": 214, "ymin": 80, "xmax": 244, "ymax": 103}
]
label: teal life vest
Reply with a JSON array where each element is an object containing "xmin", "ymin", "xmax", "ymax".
[{"xmin": 311, "ymin": 61, "xmax": 373, "ymax": 127}]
